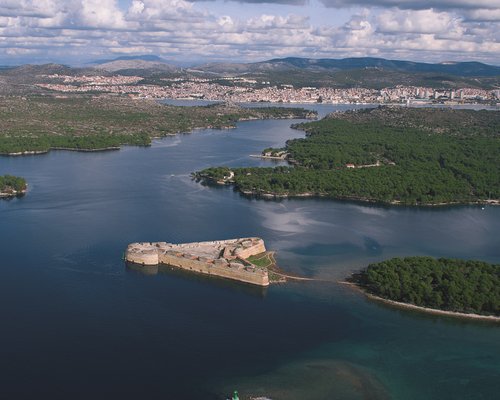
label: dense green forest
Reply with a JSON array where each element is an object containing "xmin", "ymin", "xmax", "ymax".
[
  {"xmin": 0, "ymin": 96, "xmax": 315, "ymax": 154},
  {"xmin": 195, "ymin": 107, "xmax": 500, "ymax": 205},
  {"xmin": 351, "ymin": 256, "xmax": 500, "ymax": 316},
  {"xmin": 318, "ymin": 107, "xmax": 500, "ymax": 137},
  {"xmin": 0, "ymin": 175, "xmax": 27, "ymax": 196}
]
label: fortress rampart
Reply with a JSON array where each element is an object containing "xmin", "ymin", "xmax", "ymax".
[{"xmin": 125, "ymin": 238, "xmax": 269, "ymax": 286}]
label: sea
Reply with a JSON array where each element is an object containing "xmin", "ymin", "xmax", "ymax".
[{"xmin": 1, "ymin": 101, "xmax": 499, "ymax": 399}]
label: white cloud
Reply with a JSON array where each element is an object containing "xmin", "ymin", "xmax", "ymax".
[
  {"xmin": 129, "ymin": 0, "xmax": 145, "ymax": 15},
  {"xmin": 79, "ymin": 0, "xmax": 127, "ymax": 29},
  {"xmin": 246, "ymin": 14, "xmax": 309, "ymax": 30},
  {"xmin": 377, "ymin": 9, "xmax": 456, "ymax": 34},
  {"xmin": 0, "ymin": 0, "xmax": 59, "ymax": 18},
  {"xmin": 0, "ymin": 0, "xmax": 498, "ymax": 65},
  {"xmin": 217, "ymin": 15, "xmax": 236, "ymax": 32},
  {"xmin": 320, "ymin": 0, "xmax": 500, "ymax": 11},
  {"xmin": 126, "ymin": 0, "xmax": 201, "ymax": 22},
  {"xmin": 464, "ymin": 8, "xmax": 500, "ymax": 21}
]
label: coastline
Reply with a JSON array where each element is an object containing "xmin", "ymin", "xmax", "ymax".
[
  {"xmin": 0, "ymin": 189, "xmax": 26, "ymax": 198},
  {"xmin": 341, "ymin": 281, "xmax": 500, "ymax": 322},
  {"xmin": 249, "ymin": 154, "xmax": 287, "ymax": 160},
  {"xmin": 0, "ymin": 110, "xmax": 315, "ymax": 157},
  {"xmin": 1, "ymin": 146, "xmax": 122, "ymax": 157},
  {"xmin": 233, "ymin": 186, "xmax": 500, "ymax": 207}
]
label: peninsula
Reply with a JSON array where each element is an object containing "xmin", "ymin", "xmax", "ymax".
[
  {"xmin": 348, "ymin": 256, "xmax": 500, "ymax": 321},
  {"xmin": 0, "ymin": 96, "xmax": 316, "ymax": 155},
  {"xmin": 125, "ymin": 238, "xmax": 279, "ymax": 287},
  {"xmin": 195, "ymin": 107, "xmax": 500, "ymax": 206}
]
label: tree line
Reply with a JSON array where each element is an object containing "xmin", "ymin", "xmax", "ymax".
[{"xmin": 352, "ymin": 256, "xmax": 500, "ymax": 316}]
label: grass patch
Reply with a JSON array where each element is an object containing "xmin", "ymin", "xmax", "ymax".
[{"xmin": 247, "ymin": 252, "xmax": 275, "ymax": 269}]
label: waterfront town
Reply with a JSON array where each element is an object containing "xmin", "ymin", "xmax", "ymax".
[{"xmin": 37, "ymin": 74, "xmax": 500, "ymax": 105}]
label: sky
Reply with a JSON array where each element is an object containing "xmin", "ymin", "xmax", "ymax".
[{"xmin": 0, "ymin": 0, "xmax": 499, "ymax": 66}]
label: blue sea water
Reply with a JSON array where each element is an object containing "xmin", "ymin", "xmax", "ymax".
[{"xmin": 0, "ymin": 103, "xmax": 499, "ymax": 399}]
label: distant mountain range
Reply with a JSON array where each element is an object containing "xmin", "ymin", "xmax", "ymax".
[
  {"xmin": 189, "ymin": 57, "xmax": 500, "ymax": 90},
  {"xmin": 194, "ymin": 57, "xmax": 500, "ymax": 77},
  {"xmin": 1, "ymin": 56, "xmax": 499, "ymax": 94},
  {"xmin": 87, "ymin": 55, "xmax": 500, "ymax": 77},
  {"xmin": 96, "ymin": 59, "xmax": 180, "ymax": 74},
  {"xmin": 90, "ymin": 55, "xmax": 166, "ymax": 64},
  {"xmin": 89, "ymin": 55, "xmax": 180, "ymax": 74}
]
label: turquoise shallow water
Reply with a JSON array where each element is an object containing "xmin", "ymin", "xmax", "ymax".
[{"xmin": 0, "ymin": 103, "xmax": 499, "ymax": 399}]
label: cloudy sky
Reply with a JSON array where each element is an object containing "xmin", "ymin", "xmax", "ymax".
[{"xmin": 0, "ymin": 0, "xmax": 499, "ymax": 65}]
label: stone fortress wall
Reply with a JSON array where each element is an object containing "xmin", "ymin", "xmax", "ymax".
[{"xmin": 125, "ymin": 238, "xmax": 269, "ymax": 286}]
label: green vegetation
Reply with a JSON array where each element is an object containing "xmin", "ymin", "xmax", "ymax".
[
  {"xmin": 0, "ymin": 175, "xmax": 27, "ymax": 196},
  {"xmin": 197, "ymin": 167, "xmax": 233, "ymax": 182},
  {"xmin": 0, "ymin": 96, "xmax": 315, "ymax": 154},
  {"xmin": 318, "ymin": 106, "xmax": 500, "ymax": 137},
  {"xmin": 351, "ymin": 256, "xmax": 500, "ymax": 316},
  {"xmin": 247, "ymin": 252, "xmax": 275, "ymax": 269},
  {"xmin": 196, "ymin": 107, "xmax": 500, "ymax": 205}
]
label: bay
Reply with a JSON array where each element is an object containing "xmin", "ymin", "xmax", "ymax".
[{"xmin": 0, "ymin": 102, "xmax": 499, "ymax": 399}]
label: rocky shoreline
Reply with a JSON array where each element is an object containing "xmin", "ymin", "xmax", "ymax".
[
  {"xmin": 342, "ymin": 281, "xmax": 500, "ymax": 322},
  {"xmin": 219, "ymin": 182, "xmax": 500, "ymax": 207},
  {"xmin": 2, "ymin": 147, "xmax": 121, "ymax": 156},
  {"xmin": 0, "ymin": 188, "xmax": 26, "ymax": 198}
]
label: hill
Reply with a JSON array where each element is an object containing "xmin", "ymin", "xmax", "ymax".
[
  {"xmin": 91, "ymin": 54, "xmax": 166, "ymax": 64},
  {"xmin": 90, "ymin": 54, "xmax": 181, "ymax": 76},
  {"xmin": 197, "ymin": 57, "xmax": 500, "ymax": 77},
  {"xmin": 0, "ymin": 63, "xmax": 105, "ymax": 95},
  {"xmin": 194, "ymin": 57, "xmax": 500, "ymax": 89},
  {"xmin": 96, "ymin": 59, "xmax": 180, "ymax": 75},
  {"xmin": 1, "ymin": 56, "xmax": 499, "ymax": 92},
  {"xmin": 265, "ymin": 57, "xmax": 500, "ymax": 77}
]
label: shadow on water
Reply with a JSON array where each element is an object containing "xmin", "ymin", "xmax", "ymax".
[
  {"xmin": 290, "ymin": 242, "xmax": 362, "ymax": 257},
  {"xmin": 0, "ymin": 193, "xmax": 26, "ymax": 201},
  {"xmin": 125, "ymin": 262, "xmax": 268, "ymax": 299}
]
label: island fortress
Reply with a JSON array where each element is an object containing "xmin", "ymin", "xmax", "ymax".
[{"xmin": 125, "ymin": 237, "xmax": 270, "ymax": 286}]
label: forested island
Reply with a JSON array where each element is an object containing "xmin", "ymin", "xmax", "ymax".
[
  {"xmin": 0, "ymin": 95, "xmax": 316, "ymax": 154},
  {"xmin": 349, "ymin": 256, "xmax": 500, "ymax": 319},
  {"xmin": 195, "ymin": 107, "xmax": 500, "ymax": 206},
  {"xmin": 0, "ymin": 175, "xmax": 27, "ymax": 197}
]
